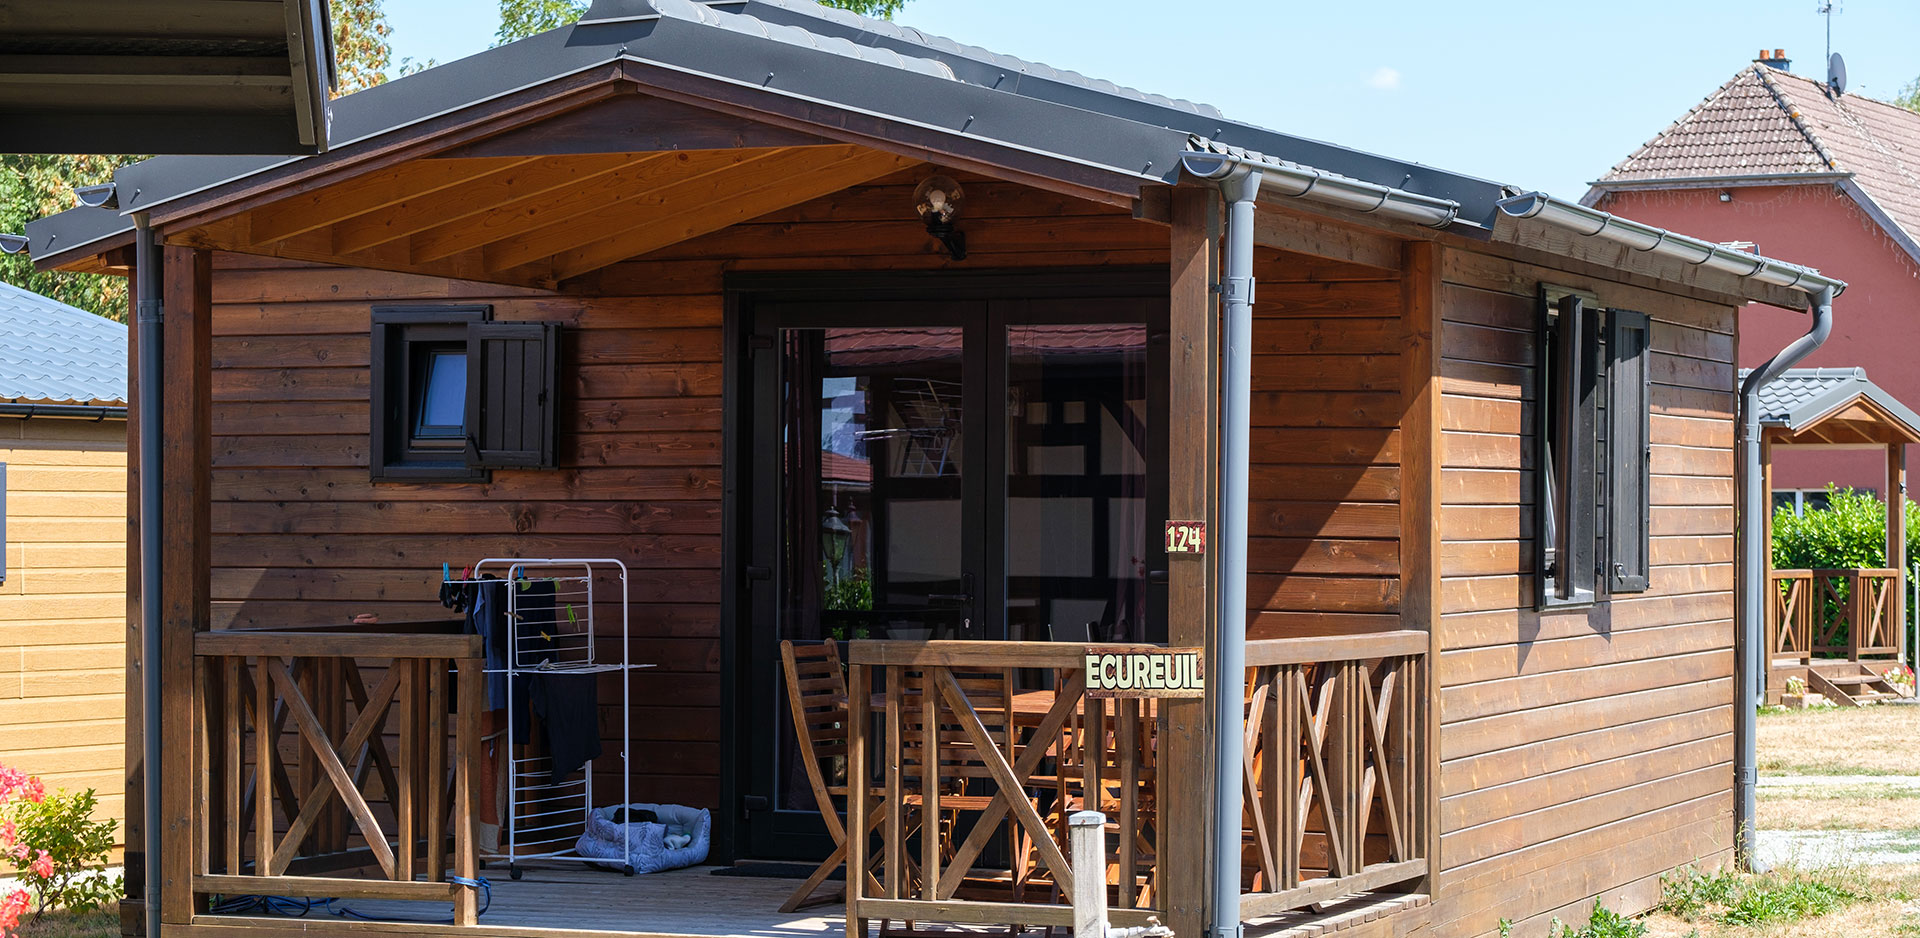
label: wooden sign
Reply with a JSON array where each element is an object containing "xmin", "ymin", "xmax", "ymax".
[
  {"xmin": 1084, "ymin": 647, "xmax": 1205, "ymax": 698},
  {"xmin": 1165, "ymin": 520, "xmax": 1206, "ymax": 555}
]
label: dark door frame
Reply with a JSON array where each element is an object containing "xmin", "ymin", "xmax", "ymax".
[{"xmin": 715, "ymin": 267, "xmax": 1169, "ymax": 862}]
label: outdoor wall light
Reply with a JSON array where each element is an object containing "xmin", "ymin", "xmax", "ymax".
[
  {"xmin": 0, "ymin": 234, "xmax": 27, "ymax": 255},
  {"xmin": 75, "ymin": 182, "xmax": 118, "ymax": 209},
  {"xmin": 1719, "ymin": 190, "xmax": 1733, "ymax": 203},
  {"xmin": 914, "ymin": 175, "xmax": 967, "ymax": 261}
]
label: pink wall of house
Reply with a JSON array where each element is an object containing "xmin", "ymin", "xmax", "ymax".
[{"xmin": 1594, "ymin": 184, "xmax": 1920, "ymax": 495}]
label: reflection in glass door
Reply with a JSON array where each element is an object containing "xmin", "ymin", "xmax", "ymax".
[
  {"xmin": 1004, "ymin": 324, "xmax": 1151, "ymax": 644},
  {"xmin": 778, "ymin": 326, "xmax": 975, "ymax": 647}
]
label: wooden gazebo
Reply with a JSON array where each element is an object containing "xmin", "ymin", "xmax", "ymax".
[{"xmin": 1752, "ymin": 367, "xmax": 1919, "ymax": 704}]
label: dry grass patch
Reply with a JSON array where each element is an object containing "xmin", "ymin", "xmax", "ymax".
[
  {"xmin": 1643, "ymin": 863, "xmax": 1920, "ymax": 937},
  {"xmin": 1757, "ymin": 781, "xmax": 1920, "ymax": 831},
  {"xmin": 16, "ymin": 908, "xmax": 117, "ymax": 938},
  {"xmin": 1758, "ymin": 704, "xmax": 1919, "ymax": 776}
]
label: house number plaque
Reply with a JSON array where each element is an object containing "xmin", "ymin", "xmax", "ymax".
[{"xmin": 1165, "ymin": 520, "xmax": 1206, "ymax": 555}]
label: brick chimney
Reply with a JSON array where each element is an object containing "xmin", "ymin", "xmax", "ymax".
[{"xmin": 1757, "ymin": 48, "xmax": 1791, "ymax": 70}]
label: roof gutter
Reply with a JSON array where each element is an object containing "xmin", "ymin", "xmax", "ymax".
[
  {"xmin": 1735, "ymin": 285, "xmax": 1834, "ymax": 869},
  {"xmin": 1496, "ymin": 191, "xmax": 1847, "ymax": 300},
  {"xmin": 0, "ymin": 403, "xmax": 127, "ymax": 421},
  {"xmin": 1181, "ymin": 148, "xmax": 1461, "ymax": 229}
]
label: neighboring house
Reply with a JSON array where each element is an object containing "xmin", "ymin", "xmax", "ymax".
[
  {"xmin": 18, "ymin": 3, "xmax": 1843, "ymax": 937},
  {"xmin": 0, "ymin": 281, "xmax": 128, "ymax": 844},
  {"xmin": 1586, "ymin": 51, "xmax": 1920, "ymax": 505}
]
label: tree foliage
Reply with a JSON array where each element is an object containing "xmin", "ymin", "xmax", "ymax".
[
  {"xmin": 1897, "ymin": 75, "xmax": 1920, "ymax": 113},
  {"xmin": 331, "ymin": 0, "xmax": 395, "ymax": 94},
  {"xmin": 495, "ymin": 0, "xmax": 910, "ymax": 43}
]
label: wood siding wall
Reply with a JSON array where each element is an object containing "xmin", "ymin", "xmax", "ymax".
[
  {"xmin": 0, "ymin": 419, "xmax": 128, "ymax": 842},
  {"xmin": 1428, "ymin": 250, "xmax": 1738, "ymax": 937},
  {"xmin": 201, "ymin": 169, "xmax": 1164, "ymax": 812},
  {"xmin": 1246, "ymin": 249, "xmax": 1403, "ymax": 636}
]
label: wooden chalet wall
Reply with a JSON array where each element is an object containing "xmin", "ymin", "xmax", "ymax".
[
  {"xmin": 0, "ymin": 419, "xmax": 128, "ymax": 845},
  {"xmin": 1245, "ymin": 248, "xmax": 1403, "ymax": 636},
  {"xmin": 1427, "ymin": 250, "xmax": 1738, "ymax": 937},
  {"xmin": 199, "ymin": 168, "xmax": 1164, "ymax": 812}
]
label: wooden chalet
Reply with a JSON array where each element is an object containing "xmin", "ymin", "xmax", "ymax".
[{"xmin": 19, "ymin": 2, "xmax": 1850, "ymax": 936}]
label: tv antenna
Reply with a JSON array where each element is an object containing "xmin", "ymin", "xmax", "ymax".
[{"xmin": 1817, "ymin": 1, "xmax": 1841, "ymax": 67}]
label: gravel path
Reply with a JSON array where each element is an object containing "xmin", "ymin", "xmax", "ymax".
[{"xmin": 1757, "ymin": 829, "xmax": 1920, "ymax": 868}]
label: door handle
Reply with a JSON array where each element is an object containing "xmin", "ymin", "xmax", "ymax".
[{"xmin": 928, "ymin": 573, "xmax": 974, "ymax": 604}]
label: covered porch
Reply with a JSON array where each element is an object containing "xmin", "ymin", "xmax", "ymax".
[{"xmin": 1754, "ymin": 367, "xmax": 1919, "ymax": 705}]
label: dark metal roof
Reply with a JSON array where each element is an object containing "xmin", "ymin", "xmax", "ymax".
[
  {"xmin": 0, "ymin": 0, "xmax": 334, "ymax": 155},
  {"xmin": 27, "ymin": 0, "xmax": 1509, "ymax": 264},
  {"xmin": 1740, "ymin": 366, "xmax": 1920, "ymax": 437},
  {"xmin": 0, "ymin": 281, "xmax": 129, "ymax": 407}
]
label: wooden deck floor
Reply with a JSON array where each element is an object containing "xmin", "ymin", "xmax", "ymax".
[{"xmin": 343, "ymin": 866, "xmax": 848, "ymax": 936}]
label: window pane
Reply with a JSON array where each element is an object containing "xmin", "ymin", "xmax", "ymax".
[{"xmin": 417, "ymin": 350, "xmax": 467, "ymax": 436}]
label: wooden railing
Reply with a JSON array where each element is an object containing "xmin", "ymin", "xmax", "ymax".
[
  {"xmin": 1766, "ymin": 569, "xmax": 1814, "ymax": 668},
  {"xmin": 1793, "ymin": 568, "xmax": 1903, "ymax": 660},
  {"xmin": 191, "ymin": 628, "xmax": 484, "ymax": 923},
  {"xmin": 844, "ymin": 641, "xmax": 1165, "ymax": 931},
  {"xmin": 842, "ymin": 635, "xmax": 1431, "ymax": 931},
  {"xmin": 1239, "ymin": 631, "xmax": 1428, "ymax": 919}
]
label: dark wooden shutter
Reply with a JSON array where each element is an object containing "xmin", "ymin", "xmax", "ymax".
[
  {"xmin": 1608, "ymin": 308, "xmax": 1651, "ymax": 593},
  {"xmin": 466, "ymin": 322, "xmax": 559, "ymax": 469}
]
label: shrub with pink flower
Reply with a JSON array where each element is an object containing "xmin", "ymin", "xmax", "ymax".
[
  {"xmin": 0, "ymin": 762, "xmax": 122, "ymax": 933},
  {"xmin": 1885, "ymin": 663, "xmax": 1916, "ymax": 696}
]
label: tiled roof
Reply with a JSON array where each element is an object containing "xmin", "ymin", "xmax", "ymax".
[
  {"xmin": 0, "ymin": 281, "xmax": 128, "ymax": 407},
  {"xmin": 1739, "ymin": 366, "xmax": 1920, "ymax": 436},
  {"xmin": 1596, "ymin": 64, "xmax": 1920, "ymax": 255}
]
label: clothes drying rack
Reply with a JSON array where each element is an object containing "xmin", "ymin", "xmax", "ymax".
[{"xmin": 453, "ymin": 558, "xmax": 643, "ymax": 878}]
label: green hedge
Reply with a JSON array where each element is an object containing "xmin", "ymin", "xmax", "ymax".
[{"xmin": 1770, "ymin": 485, "xmax": 1919, "ymax": 572}]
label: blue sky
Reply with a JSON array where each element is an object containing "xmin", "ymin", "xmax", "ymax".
[{"xmin": 384, "ymin": 0, "xmax": 1920, "ymax": 199}]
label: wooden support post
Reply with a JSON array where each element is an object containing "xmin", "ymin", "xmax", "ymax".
[
  {"xmin": 1163, "ymin": 184, "xmax": 1220, "ymax": 938},
  {"xmin": 160, "ymin": 245, "xmax": 212, "ymax": 928},
  {"xmin": 846, "ymin": 663, "xmax": 870, "ymax": 938},
  {"xmin": 121, "ymin": 279, "xmax": 145, "ymax": 938},
  {"xmin": 1890, "ymin": 444, "xmax": 1907, "ymax": 662},
  {"xmin": 1397, "ymin": 241, "xmax": 1442, "ymax": 886},
  {"xmin": 452, "ymin": 659, "xmax": 481, "ymax": 926}
]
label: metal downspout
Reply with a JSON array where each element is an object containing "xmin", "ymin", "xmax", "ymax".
[
  {"xmin": 1736, "ymin": 285, "xmax": 1833, "ymax": 868},
  {"xmin": 134, "ymin": 213, "xmax": 164, "ymax": 938},
  {"xmin": 1209, "ymin": 165, "xmax": 1261, "ymax": 938}
]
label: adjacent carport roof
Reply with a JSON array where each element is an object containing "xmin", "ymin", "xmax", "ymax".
[
  {"xmin": 25, "ymin": 0, "xmax": 1510, "ymax": 269},
  {"xmin": 0, "ymin": 281, "xmax": 129, "ymax": 407},
  {"xmin": 0, "ymin": 0, "xmax": 334, "ymax": 155},
  {"xmin": 1742, "ymin": 366, "xmax": 1920, "ymax": 445}
]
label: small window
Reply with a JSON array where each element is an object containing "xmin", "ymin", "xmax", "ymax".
[
  {"xmin": 371, "ymin": 306, "xmax": 559, "ymax": 481},
  {"xmin": 1536, "ymin": 287, "xmax": 1652, "ymax": 608}
]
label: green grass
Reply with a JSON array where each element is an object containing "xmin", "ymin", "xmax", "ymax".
[
  {"xmin": 1660, "ymin": 866, "xmax": 1872, "ymax": 927},
  {"xmin": 17, "ymin": 908, "xmax": 117, "ymax": 938}
]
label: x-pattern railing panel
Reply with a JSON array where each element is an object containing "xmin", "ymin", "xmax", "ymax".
[{"xmin": 192, "ymin": 630, "xmax": 484, "ymax": 923}]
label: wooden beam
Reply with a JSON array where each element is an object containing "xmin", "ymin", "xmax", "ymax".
[
  {"xmin": 543, "ymin": 147, "xmax": 919, "ymax": 281},
  {"xmin": 475, "ymin": 147, "xmax": 805, "ymax": 272},
  {"xmin": 1399, "ymin": 241, "xmax": 1442, "ymax": 892},
  {"xmin": 1890, "ymin": 444, "xmax": 1907, "ymax": 663},
  {"xmin": 161, "ymin": 245, "xmax": 212, "ymax": 925},
  {"xmin": 246, "ymin": 157, "xmax": 539, "ymax": 245},
  {"xmin": 325, "ymin": 153, "xmax": 641, "ymax": 255},
  {"xmin": 1252, "ymin": 205, "xmax": 1403, "ymax": 272},
  {"xmin": 1161, "ymin": 184, "xmax": 1218, "ymax": 938}
]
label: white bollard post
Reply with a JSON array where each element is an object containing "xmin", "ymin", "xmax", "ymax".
[
  {"xmin": 1071, "ymin": 809, "xmax": 1175, "ymax": 938},
  {"xmin": 1070, "ymin": 811, "xmax": 1108, "ymax": 938}
]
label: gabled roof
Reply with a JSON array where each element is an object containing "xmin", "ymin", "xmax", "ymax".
[
  {"xmin": 0, "ymin": 282, "xmax": 128, "ymax": 407},
  {"xmin": 28, "ymin": 0, "xmax": 1511, "ymax": 268},
  {"xmin": 1590, "ymin": 64, "xmax": 1920, "ymax": 268},
  {"xmin": 1741, "ymin": 366, "xmax": 1920, "ymax": 443}
]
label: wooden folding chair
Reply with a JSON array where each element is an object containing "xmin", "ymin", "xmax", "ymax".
[{"xmin": 778, "ymin": 640, "xmax": 898, "ymax": 913}]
